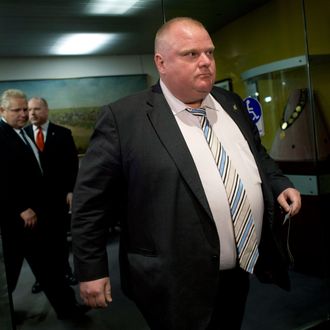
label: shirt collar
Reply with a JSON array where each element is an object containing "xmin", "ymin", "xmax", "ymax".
[
  {"xmin": 33, "ymin": 120, "xmax": 49, "ymax": 131},
  {"xmin": 159, "ymin": 79, "xmax": 218, "ymax": 116}
]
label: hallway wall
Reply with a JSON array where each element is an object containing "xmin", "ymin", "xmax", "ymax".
[{"xmin": 0, "ymin": 54, "xmax": 158, "ymax": 86}]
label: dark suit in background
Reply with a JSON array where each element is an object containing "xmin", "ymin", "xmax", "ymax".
[
  {"xmin": 0, "ymin": 119, "xmax": 80, "ymax": 318},
  {"xmin": 25, "ymin": 121, "xmax": 79, "ymax": 281},
  {"xmin": 0, "ymin": 90, "xmax": 89, "ymax": 320},
  {"xmin": 0, "ymin": 119, "xmax": 44, "ymax": 292}
]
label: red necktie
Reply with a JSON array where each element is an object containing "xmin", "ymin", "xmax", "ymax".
[{"xmin": 36, "ymin": 127, "xmax": 45, "ymax": 151}]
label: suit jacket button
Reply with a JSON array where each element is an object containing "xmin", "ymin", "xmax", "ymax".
[{"xmin": 212, "ymin": 255, "xmax": 219, "ymax": 260}]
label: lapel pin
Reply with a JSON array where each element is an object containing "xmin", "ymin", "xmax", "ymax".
[{"xmin": 233, "ymin": 104, "xmax": 238, "ymax": 111}]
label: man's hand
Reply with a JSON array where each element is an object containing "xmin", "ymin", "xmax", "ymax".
[
  {"xmin": 277, "ymin": 187, "xmax": 301, "ymax": 216},
  {"xmin": 20, "ymin": 208, "xmax": 37, "ymax": 228},
  {"xmin": 79, "ymin": 277, "xmax": 112, "ymax": 308}
]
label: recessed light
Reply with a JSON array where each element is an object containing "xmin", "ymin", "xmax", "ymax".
[
  {"xmin": 52, "ymin": 33, "xmax": 117, "ymax": 55},
  {"xmin": 86, "ymin": 0, "xmax": 140, "ymax": 15}
]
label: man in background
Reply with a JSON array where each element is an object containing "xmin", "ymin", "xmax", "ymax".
[
  {"xmin": 25, "ymin": 97, "xmax": 79, "ymax": 293},
  {"xmin": 0, "ymin": 89, "xmax": 89, "ymax": 320}
]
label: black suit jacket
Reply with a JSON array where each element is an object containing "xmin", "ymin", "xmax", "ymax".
[
  {"xmin": 72, "ymin": 84, "xmax": 294, "ymax": 329},
  {"xmin": 25, "ymin": 122, "xmax": 78, "ymax": 213},
  {"xmin": 0, "ymin": 120, "xmax": 44, "ymax": 231}
]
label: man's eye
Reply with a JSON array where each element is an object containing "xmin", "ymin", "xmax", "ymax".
[
  {"xmin": 9, "ymin": 108, "xmax": 27, "ymax": 113},
  {"xmin": 207, "ymin": 50, "xmax": 214, "ymax": 57}
]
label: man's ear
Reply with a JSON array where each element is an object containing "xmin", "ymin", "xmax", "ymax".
[{"xmin": 154, "ymin": 53, "xmax": 165, "ymax": 74}]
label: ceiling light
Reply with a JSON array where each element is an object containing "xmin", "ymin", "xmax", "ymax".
[
  {"xmin": 86, "ymin": 0, "xmax": 140, "ymax": 15},
  {"xmin": 52, "ymin": 33, "xmax": 116, "ymax": 55}
]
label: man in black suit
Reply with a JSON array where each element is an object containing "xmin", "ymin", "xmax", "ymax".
[
  {"xmin": 25, "ymin": 96, "xmax": 79, "ymax": 293},
  {"xmin": 71, "ymin": 17, "xmax": 301, "ymax": 329},
  {"xmin": 0, "ymin": 89, "xmax": 89, "ymax": 320}
]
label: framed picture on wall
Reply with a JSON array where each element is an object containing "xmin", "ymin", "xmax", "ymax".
[
  {"xmin": 214, "ymin": 78, "xmax": 233, "ymax": 91},
  {"xmin": 0, "ymin": 74, "xmax": 147, "ymax": 154}
]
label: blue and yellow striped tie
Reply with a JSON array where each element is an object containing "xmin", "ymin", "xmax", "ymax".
[{"xmin": 187, "ymin": 108, "xmax": 259, "ymax": 273}]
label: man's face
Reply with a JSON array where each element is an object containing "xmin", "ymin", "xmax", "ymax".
[
  {"xmin": 0, "ymin": 97, "xmax": 29, "ymax": 129},
  {"xmin": 28, "ymin": 99, "xmax": 49, "ymax": 126},
  {"xmin": 155, "ymin": 22, "xmax": 216, "ymax": 105}
]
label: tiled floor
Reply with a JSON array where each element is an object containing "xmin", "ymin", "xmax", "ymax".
[{"xmin": 11, "ymin": 234, "xmax": 329, "ymax": 330}]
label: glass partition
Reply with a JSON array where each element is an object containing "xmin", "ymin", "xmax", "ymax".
[{"xmin": 213, "ymin": 0, "xmax": 329, "ymax": 328}]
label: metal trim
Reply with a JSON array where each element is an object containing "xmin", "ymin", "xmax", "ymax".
[{"xmin": 241, "ymin": 55, "xmax": 307, "ymax": 80}]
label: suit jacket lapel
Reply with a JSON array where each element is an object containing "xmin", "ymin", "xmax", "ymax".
[
  {"xmin": 1, "ymin": 121, "xmax": 42, "ymax": 172},
  {"xmin": 24, "ymin": 125, "xmax": 34, "ymax": 143},
  {"xmin": 44, "ymin": 122, "xmax": 55, "ymax": 149},
  {"xmin": 146, "ymin": 87, "xmax": 213, "ymax": 220}
]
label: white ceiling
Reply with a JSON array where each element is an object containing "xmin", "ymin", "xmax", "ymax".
[{"xmin": 0, "ymin": 0, "xmax": 269, "ymax": 57}]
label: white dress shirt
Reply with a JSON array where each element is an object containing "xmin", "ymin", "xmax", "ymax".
[{"xmin": 160, "ymin": 80, "xmax": 264, "ymax": 270}]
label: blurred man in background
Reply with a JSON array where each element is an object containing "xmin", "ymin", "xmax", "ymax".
[{"xmin": 25, "ymin": 97, "xmax": 79, "ymax": 293}]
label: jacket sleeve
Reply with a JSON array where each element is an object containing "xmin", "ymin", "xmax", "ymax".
[{"xmin": 71, "ymin": 105, "xmax": 123, "ymax": 281}]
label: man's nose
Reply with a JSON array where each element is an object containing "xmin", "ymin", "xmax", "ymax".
[{"xmin": 199, "ymin": 53, "xmax": 212, "ymax": 65}]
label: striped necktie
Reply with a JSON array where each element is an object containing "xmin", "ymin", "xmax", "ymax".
[{"xmin": 186, "ymin": 107, "xmax": 259, "ymax": 273}]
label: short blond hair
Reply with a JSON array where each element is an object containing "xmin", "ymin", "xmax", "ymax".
[{"xmin": 0, "ymin": 89, "xmax": 27, "ymax": 110}]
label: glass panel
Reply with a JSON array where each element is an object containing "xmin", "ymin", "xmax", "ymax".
[
  {"xmin": 213, "ymin": 0, "xmax": 329, "ymax": 328},
  {"xmin": 244, "ymin": 66, "xmax": 316, "ymax": 162},
  {"xmin": 309, "ymin": 56, "xmax": 330, "ymax": 163}
]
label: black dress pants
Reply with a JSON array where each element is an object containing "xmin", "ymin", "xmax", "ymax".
[
  {"xmin": 206, "ymin": 267, "xmax": 250, "ymax": 330},
  {"xmin": 2, "ymin": 221, "xmax": 78, "ymax": 317}
]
